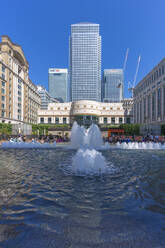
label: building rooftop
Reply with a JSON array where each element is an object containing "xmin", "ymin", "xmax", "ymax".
[
  {"xmin": 104, "ymin": 69, "xmax": 123, "ymax": 73},
  {"xmin": 72, "ymin": 22, "xmax": 99, "ymax": 25}
]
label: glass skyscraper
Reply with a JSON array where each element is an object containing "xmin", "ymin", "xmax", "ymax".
[
  {"xmin": 69, "ymin": 22, "xmax": 101, "ymax": 102},
  {"xmin": 48, "ymin": 68, "xmax": 68, "ymax": 102},
  {"xmin": 103, "ymin": 69, "xmax": 124, "ymax": 102},
  {"xmin": 37, "ymin": 85, "xmax": 58, "ymax": 109}
]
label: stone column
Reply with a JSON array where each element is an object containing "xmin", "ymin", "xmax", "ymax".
[
  {"xmin": 59, "ymin": 117, "xmax": 63, "ymax": 124},
  {"xmin": 133, "ymin": 102, "xmax": 136, "ymax": 124},
  {"xmin": 146, "ymin": 96, "xmax": 148, "ymax": 123},
  {"xmin": 149, "ymin": 94, "xmax": 152, "ymax": 123},
  {"xmin": 161, "ymin": 86, "xmax": 164, "ymax": 120},
  {"xmin": 45, "ymin": 117, "xmax": 48, "ymax": 124},
  {"xmin": 99, "ymin": 117, "xmax": 103, "ymax": 124},
  {"xmin": 52, "ymin": 117, "xmax": 55, "ymax": 124},
  {"xmin": 155, "ymin": 89, "xmax": 158, "ymax": 122},
  {"xmin": 135, "ymin": 101, "xmax": 138, "ymax": 123}
]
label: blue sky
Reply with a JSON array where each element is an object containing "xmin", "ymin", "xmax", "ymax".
[{"xmin": 1, "ymin": 0, "xmax": 164, "ymax": 98}]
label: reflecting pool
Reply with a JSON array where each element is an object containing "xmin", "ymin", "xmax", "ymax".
[{"xmin": 0, "ymin": 148, "xmax": 165, "ymax": 247}]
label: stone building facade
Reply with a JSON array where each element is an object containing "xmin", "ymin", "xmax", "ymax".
[
  {"xmin": 38, "ymin": 99, "xmax": 133, "ymax": 126},
  {"xmin": 134, "ymin": 58, "xmax": 165, "ymax": 126},
  {"xmin": 0, "ymin": 35, "xmax": 40, "ymax": 124}
]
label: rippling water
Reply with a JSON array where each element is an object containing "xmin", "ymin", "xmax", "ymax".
[{"xmin": 0, "ymin": 148, "xmax": 165, "ymax": 247}]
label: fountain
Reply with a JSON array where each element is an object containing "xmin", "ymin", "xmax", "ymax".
[
  {"xmin": 86, "ymin": 124, "xmax": 103, "ymax": 149},
  {"xmin": 69, "ymin": 121, "xmax": 165, "ymax": 175},
  {"xmin": 70, "ymin": 122, "xmax": 115, "ymax": 175},
  {"xmin": 115, "ymin": 141, "xmax": 165, "ymax": 150},
  {"xmin": 70, "ymin": 121, "xmax": 86, "ymax": 149},
  {"xmin": 72, "ymin": 148, "xmax": 106, "ymax": 174},
  {"xmin": 1, "ymin": 140, "xmax": 56, "ymax": 148},
  {"xmin": 1, "ymin": 128, "xmax": 165, "ymax": 247},
  {"xmin": 70, "ymin": 122, "xmax": 103, "ymax": 149}
]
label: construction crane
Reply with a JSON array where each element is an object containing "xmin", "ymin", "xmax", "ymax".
[
  {"xmin": 116, "ymin": 48, "xmax": 129, "ymax": 97},
  {"xmin": 123, "ymin": 48, "xmax": 129, "ymax": 72},
  {"xmin": 128, "ymin": 55, "xmax": 141, "ymax": 97}
]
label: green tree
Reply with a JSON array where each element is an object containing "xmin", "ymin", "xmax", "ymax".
[
  {"xmin": 119, "ymin": 124, "xmax": 140, "ymax": 135},
  {"xmin": 0, "ymin": 123, "xmax": 12, "ymax": 135},
  {"xmin": 32, "ymin": 124, "xmax": 70, "ymax": 135},
  {"xmin": 161, "ymin": 124, "xmax": 165, "ymax": 135}
]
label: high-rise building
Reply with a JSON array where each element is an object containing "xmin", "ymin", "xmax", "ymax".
[
  {"xmin": 69, "ymin": 22, "xmax": 101, "ymax": 102},
  {"xmin": 103, "ymin": 69, "xmax": 124, "ymax": 102},
  {"xmin": 48, "ymin": 68, "xmax": 68, "ymax": 102},
  {"xmin": 0, "ymin": 35, "xmax": 40, "ymax": 124},
  {"xmin": 37, "ymin": 85, "xmax": 59, "ymax": 109}
]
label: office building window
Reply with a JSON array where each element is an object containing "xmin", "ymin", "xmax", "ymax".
[
  {"xmin": 1, "ymin": 88, "xmax": 5, "ymax": 94},
  {"xmin": 63, "ymin": 117, "xmax": 67, "ymax": 124},
  {"xmin": 2, "ymin": 65, "xmax": 5, "ymax": 72},
  {"xmin": 1, "ymin": 110, "xmax": 5, "ymax": 117},
  {"xmin": 55, "ymin": 117, "xmax": 59, "ymax": 124},
  {"xmin": 40, "ymin": 117, "xmax": 44, "ymax": 123},
  {"xmin": 126, "ymin": 117, "xmax": 130, "ymax": 124},
  {"xmin": 119, "ymin": 117, "xmax": 123, "ymax": 124},
  {"xmin": 104, "ymin": 117, "xmax": 107, "ymax": 124},
  {"xmin": 1, "ymin": 96, "xmax": 5, "ymax": 101},
  {"xmin": 111, "ymin": 117, "xmax": 115, "ymax": 124},
  {"xmin": 48, "ymin": 117, "xmax": 51, "ymax": 123}
]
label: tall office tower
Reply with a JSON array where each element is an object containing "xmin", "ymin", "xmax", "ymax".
[
  {"xmin": 69, "ymin": 22, "xmax": 101, "ymax": 102},
  {"xmin": 103, "ymin": 69, "xmax": 124, "ymax": 102},
  {"xmin": 48, "ymin": 68, "xmax": 68, "ymax": 102}
]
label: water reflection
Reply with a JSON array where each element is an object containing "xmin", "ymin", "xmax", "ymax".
[{"xmin": 0, "ymin": 149, "xmax": 165, "ymax": 247}]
